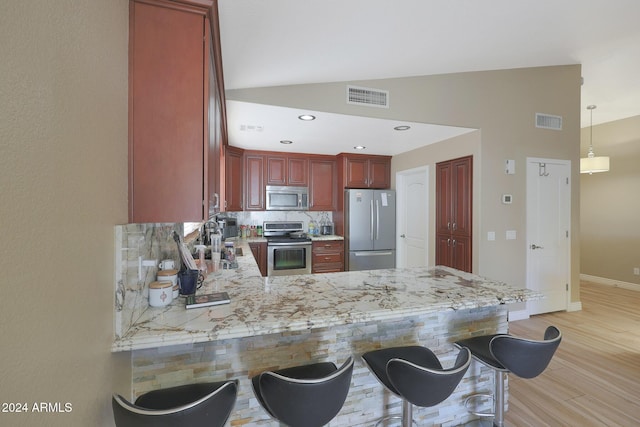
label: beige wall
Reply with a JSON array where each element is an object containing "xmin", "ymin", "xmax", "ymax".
[
  {"xmin": 0, "ymin": 1, "xmax": 129, "ymax": 426},
  {"xmin": 227, "ymin": 65, "xmax": 583, "ymax": 303},
  {"xmin": 580, "ymin": 115, "xmax": 640, "ymax": 285}
]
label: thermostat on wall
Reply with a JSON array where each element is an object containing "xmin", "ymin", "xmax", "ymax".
[{"xmin": 502, "ymin": 194, "xmax": 513, "ymax": 204}]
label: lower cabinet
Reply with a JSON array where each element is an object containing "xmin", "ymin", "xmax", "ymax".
[
  {"xmin": 435, "ymin": 234, "xmax": 471, "ymax": 272},
  {"xmin": 249, "ymin": 242, "xmax": 267, "ymax": 277},
  {"xmin": 312, "ymin": 240, "xmax": 344, "ymax": 273}
]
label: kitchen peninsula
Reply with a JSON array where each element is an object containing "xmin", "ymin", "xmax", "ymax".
[{"xmin": 113, "ymin": 235, "xmax": 540, "ymax": 426}]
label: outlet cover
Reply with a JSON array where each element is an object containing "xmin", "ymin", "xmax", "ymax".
[
  {"xmin": 634, "ymin": 267, "xmax": 640, "ymax": 275},
  {"xmin": 488, "ymin": 231, "xmax": 496, "ymax": 241},
  {"xmin": 506, "ymin": 230, "xmax": 517, "ymax": 240}
]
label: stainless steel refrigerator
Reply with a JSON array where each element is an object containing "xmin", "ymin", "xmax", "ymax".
[{"xmin": 344, "ymin": 189, "xmax": 396, "ymax": 271}]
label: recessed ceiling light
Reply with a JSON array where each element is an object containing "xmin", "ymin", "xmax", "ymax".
[
  {"xmin": 354, "ymin": 145, "xmax": 366, "ymax": 150},
  {"xmin": 280, "ymin": 140, "xmax": 293, "ymax": 145},
  {"xmin": 298, "ymin": 114, "xmax": 316, "ymax": 121},
  {"xmin": 394, "ymin": 125, "xmax": 411, "ymax": 131}
]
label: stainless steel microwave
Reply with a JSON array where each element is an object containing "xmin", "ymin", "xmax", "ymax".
[{"xmin": 265, "ymin": 186, "xmax": 309, "ymax": 211}]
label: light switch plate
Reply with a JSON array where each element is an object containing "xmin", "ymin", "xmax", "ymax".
[
  {"xmin": 506, "ymin": 230, "xmax": 517, "ymax": 240},
  {"xmin": 505, "ymin": 159, "xmax": 515, "ymax": 175},
  {"xmin": 487, "ymin": 231, "xmax": 496, "ymax": 241}
]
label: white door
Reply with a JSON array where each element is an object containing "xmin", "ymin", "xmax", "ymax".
[
  {"xmin": 396, "ymin": 167, "xmax": 429, "ymax": 268},
  {"xmin": 526, "ymin": 158, "xmax": 571, "ymax": 314}
]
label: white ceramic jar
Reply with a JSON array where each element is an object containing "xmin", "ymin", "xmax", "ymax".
[
  {"xmin": 149, "ymin": 281, "xmax": 173, "ymax": 307},
  {"xmin": 157, "ymin": 269, "xmax": 178, "ymax": 288}
]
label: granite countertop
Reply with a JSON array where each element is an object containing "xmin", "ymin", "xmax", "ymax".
[
  {"xmin": 112, "ymin": 238, "xmax": 539, "ymax": 352},
  {"xmin": 310, "ymin": 234, "xmax": 344, "ymax": 241}
]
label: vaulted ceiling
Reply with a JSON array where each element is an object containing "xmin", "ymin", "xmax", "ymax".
[{"xmin": 218, "ymin": 0, "xmax": 640, "ymax": 154}]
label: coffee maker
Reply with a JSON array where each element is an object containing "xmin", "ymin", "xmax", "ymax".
[{"xmin": 216, "ymin": 215, "xmax": 238, "ymax": 240}]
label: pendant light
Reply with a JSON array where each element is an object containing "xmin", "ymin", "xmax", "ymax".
[{"xmin": 580, "ymin": 105, "xmax": 610, "ymax": 174}]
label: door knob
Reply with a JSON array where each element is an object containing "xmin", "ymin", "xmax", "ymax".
[
  {"xmin": 400, "ymin": 234, "xmax": 406, "ymax": 238},
  {"xmin": 530, "ymin": 244, "xmax": 544, "ymax": 250}
]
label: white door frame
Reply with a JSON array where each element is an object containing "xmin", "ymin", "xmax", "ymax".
[
  {"xmin": 526, "ymin": 157, "xmax": 571, "ymax": 314},
  {"xmin": 396, "ymin": 166, "xmax": 429, "ymax": 268}
]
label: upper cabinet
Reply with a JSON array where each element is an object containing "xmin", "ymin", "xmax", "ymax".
[
  {"xmin": 245, "ymin": 153, "xmax": 265, "ymax": 210},
  {"xmin": 225, "ymin": 146, "xmax": 243, "ymax": 211},
  {"xmin": 266, "ymin": 154, "xmax": 308, "ymax": 186},
  {"xmin": 338, "ymin": 153, "xmax": 391, "ymax": 189},
  {"xmin": 128, "ymin": 0, "xmax": 225, "ymax": 223},
  {"xmin": 308, "ymin": 157, "xmax": 336, "ymax": 211}
]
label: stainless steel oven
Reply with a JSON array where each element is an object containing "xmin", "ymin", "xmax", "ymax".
[{"xmin": 264, "ymin": 221, "xmax": 312, "ymax": 276}]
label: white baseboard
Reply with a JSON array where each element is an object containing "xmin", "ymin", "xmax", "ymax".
[
  {"xmin": 567, "ymin": 301, "xmax": 582, "ymax": 312},
  {"xmin": 507, "ymin": 275, "xmax": 631, "ymax": 320},
  {"xmin": 508, "ymin": 309, "xmax": 530, "ymax": 322},
  {"xmin": 580, "ymin": 274, "xmax": 640, "ymax": 292}
]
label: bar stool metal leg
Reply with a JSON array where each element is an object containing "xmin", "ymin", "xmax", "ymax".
[{"xmin": 494, "ymin": 370, "xmax": 504, "ymax": 427}]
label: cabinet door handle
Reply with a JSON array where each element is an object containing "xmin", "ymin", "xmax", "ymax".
[
  {"xmin": 447, "ymin": 238, "xmax": 451, "ymax": 247},
  {"xmin": 447, "ymin": 222, "xmax": 451, "ymax": 230},
  {"xmin": 453, "ymin": 222, "xmax": 457, "ymax": 231},
  {"xmin": 452, "ymin": 239, "xmax": 457, "ymax": 247}
]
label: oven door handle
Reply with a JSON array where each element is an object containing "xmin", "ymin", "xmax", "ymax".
[{"xmin": 267, "ymin": 241, "xmax": 312, "ymax": 247}]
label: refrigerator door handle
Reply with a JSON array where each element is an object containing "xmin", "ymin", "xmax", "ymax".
[
  {"xmin": 353, "ymin": 251, "xmax": 394, "ymax": 256},
  {"xmin": 370, "ymin": 200, "xmax": 375, "ymax": 241},
  {"xmin": 375, "ymin": 199, "xmax": 380, "ymax": 240}
]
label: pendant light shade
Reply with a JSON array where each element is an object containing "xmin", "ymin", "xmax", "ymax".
[{"xmin": 580, "ymin": 105, "xmax": 610, "ymax": 174}]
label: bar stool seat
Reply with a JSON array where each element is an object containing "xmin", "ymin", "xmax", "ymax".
[
  {"xmin": 362, "ymin": 346, "xmax": 471, "ymax": 427},
  {"xmin": 112, "ymin": 380, "xmax": 238, "ymax": 427},
  {"xmin": 252, "ymin": 356, "xmax": 354, "ymax": 427},
  {"xmin": 454, "ymin": 326, "xmax": 561, "ymax": 427}
]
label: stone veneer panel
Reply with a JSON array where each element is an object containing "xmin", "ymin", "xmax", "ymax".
[{"xmin": 131, "ymin": 305, "xmax": 506, "ymax": 426}]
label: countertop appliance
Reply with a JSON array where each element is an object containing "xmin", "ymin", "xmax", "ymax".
[
  {"xmin": 265, "ymin": 185, "xmax": 309, "ymax": 211},
  {"xmin": 264, "ymin": 221, "xmax": 312, "ymax": 276},
  {"xmin": 344, "ymin": 189, "xmax": 396, "ymax": 271},
  {"xmin": 217, "ymin": 215, "xmax": 238, "ymax": 240}
]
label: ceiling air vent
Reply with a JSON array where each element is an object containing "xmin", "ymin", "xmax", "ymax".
[
  {"xmin": 347, "ymin": 85, "xmax": 389, "ymax": 108},
  {"xmin": 535, "ymin": 113, "xmax": 563, "ymax": 130}
]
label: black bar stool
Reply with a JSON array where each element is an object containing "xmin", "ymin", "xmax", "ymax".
[
  {"xmin": 362, "ymin": 346, "xmax": 471, "ymax": 427},
  {"xmin": 454, "ymin": 326, "xmax": 561, "ymax": 427},
  {"xmin": 251, "ymin": 356, "xmax": 354, "ymax": 427},
  {"xmin": 112, "ymin": 380, "xmax": 237, "ymax": 427}
]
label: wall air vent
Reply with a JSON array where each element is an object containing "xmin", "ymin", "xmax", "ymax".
[
  {"xmin": 535, "ymin": 113, "xmax": 563, "ymax": 130},
  {"xmin": 347, "ymin": 85, "xmax": 389, "ymax": 108}
]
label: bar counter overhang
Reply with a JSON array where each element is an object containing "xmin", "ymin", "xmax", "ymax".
[{"xmin": 113, "ymin": 238, "xmax": 541, "ymax": 426}]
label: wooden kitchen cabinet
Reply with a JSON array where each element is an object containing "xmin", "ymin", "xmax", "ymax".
[
  {"xmin": 225, "ymin": 146, "xmax": 243, "ymax": 211},
  {"xmin": 338, "ymin": 153, "xmax": 391, "ymax": 189},
  {"xmin": 249, "ymin": 241, "xmax": 267, "ymax": 276},
  {"xmin": 128, "ymin": 0, "xmax": 225, "ymax": 223},
  {"xmin": 266, "ymin": 154, "xmax": 308, "ymax": 186},
  {"xmin": 245, "ymin": 153, "xmax": 265, "ymax": 210},
  {"xmin": 312, "ymin": 240, "xmax": 344, "ymax": 273},
  {"xmin": 308, "ymin": 157, "xmax": 336, "ymax": 211},
  {"xmin": 435, "ymin": 155, "xmax": 472, "ymax": 272}
]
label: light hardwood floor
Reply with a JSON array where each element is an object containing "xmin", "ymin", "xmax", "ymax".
[{"xmin": 504, "ymin": 281, "xmax": 640, "ymax": 426}]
